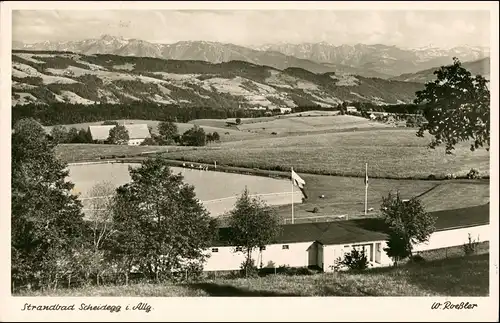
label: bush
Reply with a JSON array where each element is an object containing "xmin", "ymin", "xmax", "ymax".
[
  {"xmin": 463, "ymin": 233, "xmax": 479, "ymax": 256},
  {"xmin": 312, "ymin": 207, "xmax": 319, "ymax": 213},
  {"xmin": 467, "ymin": 168, "xmax": 480, "ymax": 179},
  {"xmin": 240, "ymin": 258, "xmax": 259, "ymax": 278},
  {"xmin": 409, "ymin": 254, "xmax": 426, "ymax": 263},
  {"xmin": 333, "ymin": 247, "xmax": 369, "ymax": 271}
]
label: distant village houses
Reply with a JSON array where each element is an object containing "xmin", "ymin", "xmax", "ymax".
[{"xmin": 88, "ymin": 123, "xmax": 151, "ymax": 146}]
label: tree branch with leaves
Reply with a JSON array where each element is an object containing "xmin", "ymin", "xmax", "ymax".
[{"xmin": 415, "ymin": 57, "xmax": 490, "ymax": 154}]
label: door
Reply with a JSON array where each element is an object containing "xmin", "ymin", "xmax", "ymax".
[{"xmin": 375, "ymin": 243, "xmax": 381, "ymax": 263}]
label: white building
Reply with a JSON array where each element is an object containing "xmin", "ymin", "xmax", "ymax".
[
  {"xmin": 88, "ymin": 124, "xmax": 151, "ymax": 146},
  {"xmin": 203, "ymin": 203, "xmax": 490, "ymax": 272}
]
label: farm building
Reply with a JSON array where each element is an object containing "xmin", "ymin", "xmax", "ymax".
[
  {"xmin": 346, "ymin": 106, "xmax": 358, "ymax": 113},
  {"xmin": 88, "ymin": 124, "xmax": 151, "ymax": 145},
  {"xmin": 203, "ymin": 203, "xmax": 490, "ymax": 272}
]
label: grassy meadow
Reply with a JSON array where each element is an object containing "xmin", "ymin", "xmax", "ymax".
[
  {"xmin": 273, "ymin": 175, "xmax": 489, "ymax": 221},
  {"xmin": 18, "ymin": 244, "xmax": 489, "ymax": 297},
  {"xmin": 162, "ymin": 129, "xmax": 490, "ymax": 179}
]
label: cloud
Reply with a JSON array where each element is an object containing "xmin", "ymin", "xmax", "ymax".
[{"xmin": 12, "ymin": 10, "xmax": 491, "ymax": 48}]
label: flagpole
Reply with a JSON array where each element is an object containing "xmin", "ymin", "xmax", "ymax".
[
  {"xmin": 364, "ymin": 163, "xmax": 368, "ymax": 216},
  {"xmin": 291, "ymin": 167, "xmax": 294, "ymax": 224}
]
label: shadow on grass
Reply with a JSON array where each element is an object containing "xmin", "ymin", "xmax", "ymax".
[
  {"xmin": 404, "ymin": 253, "xmax": 489, "ymax": 296},
  {"xmin": 188, "ymin": 282, "xmax": 299, "ymax": 296}
]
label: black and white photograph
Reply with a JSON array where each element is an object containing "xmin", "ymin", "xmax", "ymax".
[{"xmin": 0, "ymin": 1, "xmax": 498, "ymax": 321}]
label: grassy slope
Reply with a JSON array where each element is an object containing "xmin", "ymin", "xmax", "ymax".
[
  {"xmin": 236, "ymin": 115, "xmax": 392, "ymax": 135},
  {"xmin": 163, "ymin": 129, "xmax": 490, "ymax": 179},
  {"xmin": 19, "ymin": 244, "xmax": 489, "ymax": 297}
]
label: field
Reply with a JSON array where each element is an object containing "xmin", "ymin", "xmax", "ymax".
[
  {"xmin": 236, "ymin": 115, "xmax": 393, "ymax": 135},
  {"xmin": 274, "ymin": 175, "xmax": 489, "ymax": 221},
  {"xmin": 162, "ymin": 129, "xmax": 490, "ymax": 179},
  {"xmin": 18, "ymin": 244, "xmax": 489, "ymax": 297}
]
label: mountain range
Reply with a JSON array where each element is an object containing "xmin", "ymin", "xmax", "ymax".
[
  {"xmin": 13, "ymin": 35, "xmax": 490, "ymax": 79},
  {"xmin": 11, "ymin": 50, "xmax": 424, "ymax": 107}
]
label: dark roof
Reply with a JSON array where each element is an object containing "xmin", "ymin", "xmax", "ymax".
[
  {"xmin": 213, "ymin": 221, "xmax": 388, "ymax": 247},
  {"xmin": 432, "ymin": 203, "xmax": 490, "ymax": 231},
  {"xmin": 213, "ymin": 203, "xmax": 490, "ymax": 247}
]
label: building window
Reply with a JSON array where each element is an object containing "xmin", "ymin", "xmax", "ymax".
[
  {"xmin": 211, "ymin": 248, "xmax": 219, "ymax": 253},
  {"xmin": 235, "ymin": 246, "xmax": 243, "ymax": 252},
  {"xmin": 282, "ymin": 245, "xmax": 289, "ymax": 250},
  {"xmin": 260, "ymin": 246, "xmax": 266, "ymax": 251}
]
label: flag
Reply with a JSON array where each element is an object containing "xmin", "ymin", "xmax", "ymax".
[{"xmin": 291, "ymin": 169, "xmax": 305, "ymax": 189}]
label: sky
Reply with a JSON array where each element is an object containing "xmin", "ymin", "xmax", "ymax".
[{"xmin": 12, "ymin": 10, "xmax": 491, "ymax": 49}]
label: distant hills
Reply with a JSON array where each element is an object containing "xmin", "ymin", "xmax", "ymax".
[
  {"xmin": 390, "ymin": 57, "xmax": 490, "ymax": 83},
  {"xmin": 13, "ymin": 35, "xmax": 490, "ymax": 78},
  {"xmin": 11, "ymin": 50, "xmax": 424, "ymax": 107}
]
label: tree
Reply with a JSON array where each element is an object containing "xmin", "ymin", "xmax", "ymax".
[
  {"xmin": 102, "ymin": 120, "xmax": 119, "ymax": 126},
  {"xmin": 76, "ymin": 128, "xmax": 92, "ymax": 143},
  {"xmin": 415, "ymin": 58, "xmax": 490, "ymax": 154},
  {"xmin": 50, "ymin": 125, "xmax": 69, "ymax": 144},
  {"xmin": 212, "ymin": 132, "xmax": 220, "ymax": 142},
  {"xmin": 84, "ymin": 182, "xmax": 116, "ymax": 285},
  {"xmin": 11, "ymin": 118, "xmax": 86, "ymax": 291},
  {"xmin": 181, "ymin": 125, "xmax": 206, "ymax": 146},
  {"xmin": 110, "ymin": 158, "xmax": 217, "ymax": 282},
  {"xmin": 107, "ymin": 125, "xmax": 129, "ymax": 145},
  {"xmin": 235, "ymin": 118, "xmax": 242, "ymax": 125},
  {"xmin": 67, "ymin": 127, "xmax": 79, "ymax": 143},
  {"xmin": 157, "ymin": 121, "xmax": 178, "ymax": 144},
  {"xmin": 380, "ymin": 192, "xmax": 436, "ymax": 266},
  {"xmin": 227, "ymin": 188, "xmax": 282, "ymax": 277}
]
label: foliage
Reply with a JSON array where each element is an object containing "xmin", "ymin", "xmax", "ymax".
[
  {"xmin": 107, "ymin": 125, "xmax": 129, "ymax": 145},
  {"xmin": 11, "ymin": 118, "xmax": 86, "ymax": 291},
  {"xmin": 227, "ymin": 188, "xmax": 282, "ymax": 277},
  {"xmin": 333, "ymin": 247, "xmax": 369, "ymax": 271},
  {"xmin": 381, "ymin": 192, "xmax": 436, "ymax": 265},
  {"xmin": 110, "ymin": 158, "xmax": 217, "ymax": 282},
  {"xmin": 181, "ymin": 125, "xmax": 206, "ymax": 146},
  {"xmin": 140, "ymin": 137, "xmax": 158, "ymax": 146},
  {"xmin": 49, "ymin": 126, "xmax": 92, "ymax": 144},
  {"xmin": 102, "ymin": 120, "xmax": 119, "ymax": 126},
  {"xmin": 467, "ymin": 168, "xmax": 480, "ymax": 179},
  {"xmin": 415, "ymin": 58, "xmax": 490, "ymax": 154},
  {"xmin": 239, "ymin": 258, "xmax": 259, "ymax": 278},
  {"xmin": 157, "ymin": 121, "xmax": 178, "ymax": 144},
  {"xmin": 462, "ymin": 233, "xmax": 480, "ymax": 256}
]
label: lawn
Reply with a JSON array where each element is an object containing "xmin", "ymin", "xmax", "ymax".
[
  {"xmin": 236, "ymin": 115, "xmax": 392, "ymax": 135},
  {"xmin": 17, "ymin": 245, "xmax": 489, "ymax": 297},
  {"xmin": 162, "ymin": 129, "xmax": 490, "ymax": 179},
  {"xmin": 273, "ymin": 175, "xmax": 489, "ymax": 222}
]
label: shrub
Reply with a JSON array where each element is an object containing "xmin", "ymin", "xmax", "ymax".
[
  {"xmin": 463, "ymin": 233, "xmax": 479, "ymax": 256},
  {"xmin": 333, "ymin": 247, "xmax": 369, "ymax": 271},
  {"xmin": 409, "ymin": 254, "xmax": 426, "ymax": 263},
  {"xmin": 467, "ymin": 168, "xmax": 480, "ymax": 179},
  {"xmin": 239, "ymin": 258, "xmax": 259, "ymax": 278},
  {"xmin": 312, "ymin": 207, "xmax": 319, "ymax": 213}
]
